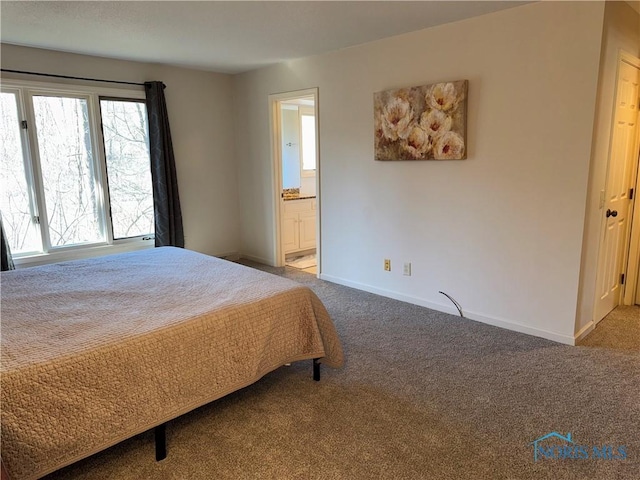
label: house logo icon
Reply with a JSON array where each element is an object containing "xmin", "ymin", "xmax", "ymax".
[
  {"xmin": 529, "ymin": 432, "xmax": 627, "ymax": 462},
  {"xmin": 529, "ymin": 432, "xmax": 574, "ymax": 462}
]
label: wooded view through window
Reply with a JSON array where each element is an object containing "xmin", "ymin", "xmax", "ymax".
[
  {"xmin": 0, "ymin": 83, "xmax": 154, "ymax": 260},
  {"xmin": 33, "ymin": 95, "xmax": 102, "ymax": 246},
  {"xmin": 101, "ymin": 99, "xmax": 154, "ymax": 240}
]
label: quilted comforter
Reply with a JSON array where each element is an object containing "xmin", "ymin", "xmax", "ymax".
[{"xmin": 0, "ymin": 247, "xmax": 343, "ymax": 479}]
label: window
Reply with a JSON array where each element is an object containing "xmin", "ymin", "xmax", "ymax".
[
  {"xmin": 100, "ymin": 99, "xmax": 154, "ymax": 239},
  {"xmin": 0, "ymin": 81, "xmax": 154, "ymax": 265},
  {"xmin": 299, "ymin": 106, "xmax": 316, "ymax": 176}
]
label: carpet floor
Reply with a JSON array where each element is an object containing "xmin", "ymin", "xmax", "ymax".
[
  {"xmin": 44, "ymin": 263, "xmax": 640, "ymax": 480},
  {"xmin": 578, "ymin": 305, "xmax": 640, "ymax": 351}
]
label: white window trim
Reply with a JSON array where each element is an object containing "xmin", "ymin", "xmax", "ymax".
[
  {"xmin": 1, "ymin": 79, "xmax": 146, "ymax": 100},
  {"xmin": 14, "ymin": 239, "xmax": 154, "ymax": 268},
  {"xmin": 2, "ymin": 79, "xmax": 154, "ymax": 268}
]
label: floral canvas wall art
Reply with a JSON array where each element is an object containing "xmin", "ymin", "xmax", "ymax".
[{"xmin": 374, "ymin": 80, "xmax": 468, "ymax": 161}]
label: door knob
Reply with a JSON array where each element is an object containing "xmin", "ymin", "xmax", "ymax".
[{"xmin": 606, "ymin": 209, "xmax": 618, "ymax": 218}]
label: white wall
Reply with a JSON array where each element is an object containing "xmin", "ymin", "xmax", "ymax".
[
  {"xmin": 577, "ymin": 1, "xmax": 640, "ymax": 336},
  {"xmin": 0, "ymin": 44, "xmax": 239, "ymax": 257},
  {"xmin": 300, "ymin": 176, "xmax": 316, "ymax": 197},
  {"xmin": 234, "ymin": 1, "xmax": 606, "ymax": 343}
]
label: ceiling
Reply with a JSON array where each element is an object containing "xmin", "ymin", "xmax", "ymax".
[{"xmin": 1, "ymin": 1, "xmax": 530, "ymax": 74}]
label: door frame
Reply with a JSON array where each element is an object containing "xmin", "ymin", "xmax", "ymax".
[
  {"xmin": 594, "ymin": 50, "xmax": 640, "ymax": 321},
  {"xmin": 268, "ymin": 88, "xmax": 320, "ymax": 272}
]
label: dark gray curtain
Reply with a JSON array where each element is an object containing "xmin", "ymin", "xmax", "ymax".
[
  {"xmin": 1, "ymin": 214, "xmax": 15, "ymax": 271},
  {"xmin": 144, "ymin": 81, "xmax": 184, "ymax": 248}
]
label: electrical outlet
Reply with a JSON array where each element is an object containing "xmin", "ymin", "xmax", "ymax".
[
  {"xmin": 403, "ymin": 262, "xmax": 411, "ymax": 276},
  {"xmin": 384, "ymin": 259, "xmax": 391, "ymax": 271}
]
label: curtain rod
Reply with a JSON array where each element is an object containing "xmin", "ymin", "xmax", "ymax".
[{"xmin": 1, "ymin": 68, "xmax": 145, "ymax": 87}]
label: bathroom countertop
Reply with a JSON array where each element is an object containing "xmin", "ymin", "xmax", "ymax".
[{"xmin": 283, "ymin": 195, "xmax": 316, "ymax": 201}]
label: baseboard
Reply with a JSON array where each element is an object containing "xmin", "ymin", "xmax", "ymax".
[
  {"xmin": 574, "ymin": 321, "xmax": 594, "ymax": 344},
  {"xmin": 239, "ymin": 253, "xmax": 276, "ymax": 267},
  {"xmin": 216, "ymin": 252, "xmax": 240, "ymax": 262},
  {"xmin": 319, "ymin": 273, "xmax": 576, "ymax": 346}
]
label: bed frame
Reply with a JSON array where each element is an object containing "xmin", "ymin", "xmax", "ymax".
[{"xmin": 153, "ymin": 357, "xmax": 322, "ymax": 462}]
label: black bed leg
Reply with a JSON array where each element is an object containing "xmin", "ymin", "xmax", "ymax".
[
  {"xmin": 155, "ymin": 423, "xmax": 167, "ymax": 461},
  {"xmin": 313, "ymin": 358, "xmax": 321, "ymax": 381}
]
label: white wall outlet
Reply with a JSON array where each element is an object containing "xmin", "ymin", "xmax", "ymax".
[
  {"xmin": 384, "ymin": 259, "xmax": 391, "ymax": 271},
  {"xmin": 403, "ymin": 262, "xmax": 411, "ymax": 276}
]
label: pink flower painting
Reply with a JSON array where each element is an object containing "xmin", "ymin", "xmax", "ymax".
[{"xmin": 374, "ymin": 80, "xmax": 467, "ymax": 160}]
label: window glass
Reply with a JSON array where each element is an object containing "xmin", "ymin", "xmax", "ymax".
[
  {"xmin": 0, "ymin": 91, "xmax": 42, "ymax": 253},
  {"xmin": 100, "ymin": 99, "xmax": 154, "ymax": 239},
  {"xmin": 301, "ymin": 113, "xmax": 316, "ymax": 171},
  {"xmin": 32, "ymin": 95, "xmax": 103, "ymax": 246}
]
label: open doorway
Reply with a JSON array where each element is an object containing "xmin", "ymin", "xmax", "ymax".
[{"xmin": 269, "ymin": 88, "xmax": 319, "ymax": 274}]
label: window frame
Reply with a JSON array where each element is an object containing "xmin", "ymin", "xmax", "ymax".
[
  {"xmin": 99, "ymin": 96, "xmax": 155, "ymax": 241},
  {"xmin": 1, "ymin": 86, "xmax": 41, "ymax": 256},
  {"xmin": 1, "ymin": 79, "xmax": 154, "ymax": 268}
]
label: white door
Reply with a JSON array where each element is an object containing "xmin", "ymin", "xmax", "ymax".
[{"xmin": 594, "ymin": 58, "xmax": 640, "ymax": 322}]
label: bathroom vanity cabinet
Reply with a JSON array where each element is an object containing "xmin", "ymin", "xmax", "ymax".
[{"xmin": 282, "ymin": 198, "xmax": 316, "ymax": 254}]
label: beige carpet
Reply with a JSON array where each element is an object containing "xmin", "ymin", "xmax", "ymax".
[
  {"xmin": 578, "ymin": 305, "xmax": 640, "ymax": 351},
  {"xmin": 43, "ymin": 264, "xmax": 640, "ymax": 480}
]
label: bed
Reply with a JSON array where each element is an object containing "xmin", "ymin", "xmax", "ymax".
[{"xmin": 0, "ymin": 247, "xmax": 344, "ymax": 480}]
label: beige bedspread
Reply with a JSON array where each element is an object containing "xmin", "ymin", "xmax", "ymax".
[{"xmin": 0, "ymin": 247, "xmax": 343, "ymax": 480}]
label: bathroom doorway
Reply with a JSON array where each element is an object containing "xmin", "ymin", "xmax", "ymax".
[{"xmin": 269, "ymin": 88, "xmax": 319, "ymax": 273}]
